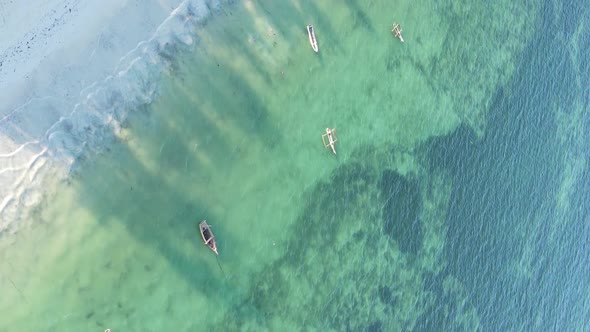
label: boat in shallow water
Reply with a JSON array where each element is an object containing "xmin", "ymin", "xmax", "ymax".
[
  {"xmin": 322, "ymin": 127, "xmax": 337, "ymax": 154},
  {"xmin": 391, "ymin": 22, "xmax": 404, "ymax": 42},
  {"xmin": 199, "ymin": 220, "xmax": 218, "ymax": 255},
  {"xmin": 307, "ymin": 24, "xmax": 318, "ymax": 52}
]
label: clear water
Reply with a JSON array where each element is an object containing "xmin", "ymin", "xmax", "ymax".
[{"xmin": 1, "ymin": 0, "xmax": 589, "ymax": 331}]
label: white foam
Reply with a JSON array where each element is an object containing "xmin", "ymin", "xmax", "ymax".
[{"xmin": 0, "ymin": 0, "xmax": 222, "ymax": 231}]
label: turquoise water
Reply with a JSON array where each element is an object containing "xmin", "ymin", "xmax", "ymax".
[{"xmin": 1, "ymin": 0, "xmax": 589, "ymax": 330}]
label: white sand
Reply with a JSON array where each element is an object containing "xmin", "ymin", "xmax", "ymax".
[
  {"xmin": 0, "ymin": 0, "xmax": 217, "ymax": 230},
  {"xmin": 0, "ymin": 0, "xmax": 183, "ymax": 118}
]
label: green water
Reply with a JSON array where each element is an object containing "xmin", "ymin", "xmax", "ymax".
[{"xmin": 0, "ymin": 0, "xmax": 543, "ymax": 330}]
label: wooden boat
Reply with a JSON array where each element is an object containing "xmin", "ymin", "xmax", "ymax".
[
  {"xmin": 307, "ymin": 24, "xmax": 319, "ymax": 52},
  {"xmin": 321, "ymin": 128, "xmax": 337, "ymax": 154},
  {"xmin": 391, "ymin": 23, "xmax": 404, "ymax": 42},
  {"xmin": 199, "ymin": 220, "xmax": 218, "ymax": 255}
]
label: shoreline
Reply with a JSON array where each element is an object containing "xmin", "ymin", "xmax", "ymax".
[
  {"xmin": 0, "ymin": 0, "xmax": 220, "ymax": 231},
  {"xmin": 0, "ymin": 0, "xmax": 181, "ymax": 117}
]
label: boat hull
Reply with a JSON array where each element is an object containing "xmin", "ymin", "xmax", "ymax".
[
  {"xmin": 307, "ymin": 25, "xmax": 318, "ymax": 52},
  {"xmin": 199, "ymin": 220, "xmax": 218, "ymax": 255}
]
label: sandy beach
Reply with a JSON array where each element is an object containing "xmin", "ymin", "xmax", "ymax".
[{"xmin": 0, "ymin": 0, "xmax": 183, "ymax": 114}]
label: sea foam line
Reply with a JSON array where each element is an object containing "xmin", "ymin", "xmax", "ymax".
[{"xmin": 0, "ymin": 141, "xmax": 40, "ymax": 158}]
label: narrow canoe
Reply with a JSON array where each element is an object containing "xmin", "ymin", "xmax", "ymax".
[
  {"xmin": 307, "ymin": 24, "xmax": 319, "ymax": 52},
  {"xmin": 199, "ymin": 220, "xmax": 218, "ymax": 255}
]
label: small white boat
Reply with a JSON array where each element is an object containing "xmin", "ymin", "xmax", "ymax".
[
  {"xmin": 321, "ymin": 128, "xmax": 337, "ymax": 154},
  {"xmin": 307, "ymin": 24, "xmax": 318, "ymax": 52},
  {"xmin": 391, "ymin": 23, "xmax": 404, "ymax": 42}
]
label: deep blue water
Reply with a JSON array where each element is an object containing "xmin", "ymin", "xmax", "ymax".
[{"xmin": 422, "ymin": 1, "xmax": 590, "ymax": 330}]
